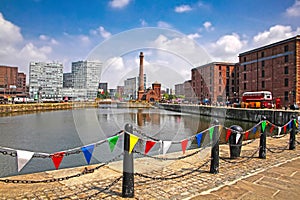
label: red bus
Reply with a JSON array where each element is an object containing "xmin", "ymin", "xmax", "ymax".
[{"xmin": 241, "ymin": 91, "xmax": 273, "ymax": 109}]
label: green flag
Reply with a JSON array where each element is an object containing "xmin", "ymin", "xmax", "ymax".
[
  {"xmin": 209, "ymin": 127, "xmax": 214, "ymax": 140},
  {"xmin": 261, "ymin": 121, "xmax": 266, "ymax": 132},
  {"xmin": 107, "ymin": 135, "xmax": 119, "ymax": 152}
]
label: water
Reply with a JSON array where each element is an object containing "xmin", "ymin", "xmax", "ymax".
[{"xmin": 0, "ymin": 107, "xmax": 255, "ymax": 178}]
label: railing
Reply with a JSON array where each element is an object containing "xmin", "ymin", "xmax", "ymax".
[{"xmin": 0, "ymin": 115, "xmax": 298, "ymax": 198}]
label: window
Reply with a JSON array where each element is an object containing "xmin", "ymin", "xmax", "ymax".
[
  {"xmin": 285, "ymin": 55, "xmax": 289, "ymax": 63},
  {"xmin": 219, "ymin": 72, "xmax": 222, "ymax": 77},
  {"xmin": 261, "ymin": 52, "xmax": 264, "ymax": 57},
  {"xmin": 219, "ymin": 79, "xmax": 222, "ymax": 84},
  {"xmin": 244, "ymin": 57, "xmax": 246, "ymax": 62},
  {"xmin": 232, "ymin": 80, "xmax": 234, "ymax": 85},
  {"xmin": 262, "ymin": 60, "xmax": 265, "ymax": 67},
  {"xmin": 262, "ymin": 81, "xmax": 265, "ymax": 88},
  {"xmin": 232, "ymin": 87, "xmax": 234, "ymax": 93},
  {"xmin": 244, "ymin": 83, "xmax": 247, "ymax": 90},
  {"xmin": 284, "ymin": 66, "xmax": 289, "ymax": 74},
  {"xmin": 284, "ymin": 91, "xmax": 289, "ymax": 101},
  {"xmin": 284, "ymin": 45, "xmax": 289, "ymax": 52},
  {"xmin": 244, "ymin": 74, "xmax": 247, "ymax": 80},
  {"xmin": 244, "ymin": 65, "xmax": 247, "ymax": 71},
  {"xmin": 219, "ymin": 66, "xmax": 221, "ymax": 70},
  {"xmin": 262, "ymin": 70, "xmax": 265, "ymax": 78},
  {"xmin": 219, "ymin": 86, "xmax": 221, "ymax": 92},
  {"xmin": 284, "ymin": 78, "xmax": 289, "ymax": 87}
]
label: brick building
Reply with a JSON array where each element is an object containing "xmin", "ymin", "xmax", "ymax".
[
  {"xmin": 191, "ymin": 62, "xmax": 236, "ymax": 104},
  {"xmin": 0, "ymin": 66, "xmax": 27, "ymax": 99},
  {"xmin": 238, "ymin": 35, "xmax": 300, "ymax": 106}
]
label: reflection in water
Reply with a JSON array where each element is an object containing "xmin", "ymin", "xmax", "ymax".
[{"xmin": 0, "ymin": 107, "xmax": 255, "ymax": 178}]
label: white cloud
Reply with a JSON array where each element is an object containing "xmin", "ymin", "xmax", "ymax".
[
  {"xmin": 253, "ymin": 25, "xmax": 300, "ymax": 46},
  {"xmin": 91, "ymin": 26, "xmax": 112, "ymax": 39},
  {"xmin": 140, "ymin": 19, "xmax": 148, "ymax": 27},
  {"xmin": 174, "ymin": 5, "xmax": 192, "ymax": 13},
  {"xmin": 187, "ymin": 33, "xmax": 201, "ymax": 40},
  {"xmin": 203, "ymin": 21, "xmax": 214, "ymax": 31},
  {"xmin": 157, "ymin": 21, "xmax": 173, "ymax": 29},
  {"xmin": 109, "ymin": 0, "xmax": 131, "ymax": 9},
  {"xmin": 286, "ymin": 0, "xmax": 300, "ymax": 17},
  {"xmin": 209, "ymin": 33, "xmax": 247, "ymax": 62},
  {"xmin": 0, "ymin": 13, "xmax": 23, "ymax": 45}
]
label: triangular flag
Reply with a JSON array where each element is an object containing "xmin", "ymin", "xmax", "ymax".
[
  {"xmin": 81, "ymin": 144, "xmax": 95, "ymax": 164},
  {"xmin": 129, "ymin": 134, "xmax": 139, "ymax": 154},
  {"xmin": 261, "ymin": 121, "xmax": 266, "ymax": 132},
  {"xmin": 236, "ymin": 133, "xmax": 241, "ymax": 144},
  {"xmin": 294, "ymin": 119, "xmax": 298, "ymax": 128},
  {"xmin": 288, "ymin": 121, "xmax": 292, "ymax": 129},
  {"xmin": 17, "ymin": 150, "xmax": 34, "ymax": 172},
  {"xmin": 283, "ymin": 125, "xmax": 287, "ymax": 133},
  {"xmin": 219, "ymin": 125, "xmax": 223, "ymax": 132},
  {"xmin": 209, "ymin": 127, "xmax": 214, "ymax": 140},
  {"xmin": 107, "ymin": 135, "xmax": 119, "ymax": 152},
  {"xmin": 226, "ymin": 129, "xmax": 231, "ymax": 142},
  {"xmin": 252, "ymin": 127, "xmax": 257, "ymax": 134},
  {"xmin": 163, "ymin": 141, "xmax": 172, "ymax": 155},
  {"xmin": 51, "ymin": 152, "xmax": 65, "ymax": 170},
  {"xmin": 270, "ymin": 125, "xmax": 275, "ymax": 134},
  {"xmin": 278, "ymin": 127, "xmax": 282, "ymax": 136},
  {"xmin": 145, "ymin": 141, "xmax": 156, "ymax": 154},
  {"xmin": 196, "ymin": 133, "xmax": 203, "ymax": 147},
  {"xmin": 181, "ymin": 139, "xmax": 188, "ymax": 154},
  {"xmin": 244, "ymin": 131, "xmax": 249, "ymax": 140}
]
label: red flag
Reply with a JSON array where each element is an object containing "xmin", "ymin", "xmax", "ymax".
[
  {"xmin": 181, "ymin": 139, "xmax": 188, "ymax": 154},
  {"xmin": 226, "ymin": 129, "xmax": 232, "ymax": 142},
  {"xmin": 144, "ymin": 141, "xmax": 156, "ymax": 154},
  {"xmin": 283, "ymin": 125, "xmax": 287, "ymax": 133},
  {"xmin": 51, "ymin": 152, "xmax": 65, "ymax": 170},
  {"xmin": 244, "ymin": 131, "xmax": 250, "ymax": 140},
  {"xmin": 270, "ymin": 125, "xmax": 275, "ymax": 133}
]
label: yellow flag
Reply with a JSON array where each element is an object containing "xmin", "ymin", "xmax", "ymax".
[{"xmin": 129, "ymin": 134, "xmax": 139, "ymax": 154}]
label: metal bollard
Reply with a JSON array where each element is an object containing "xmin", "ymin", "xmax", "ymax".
[
  {"xmin": 122, "ymin": 124, "xmax": 134, "ymax": 198},
  {"xmin": 229, "ymin": 125, "xmax": 243, "ymax": 158},
  {"xmin": 210, "ymin": 119, "xmax": 219, "ymax": 174},
  {"xmin": 259, "ymin": 116, "xmax": 267, "ymax": 159},
  {"xmin": 289, "ymin": 115, "xmax": 296, "ymax": 150}
]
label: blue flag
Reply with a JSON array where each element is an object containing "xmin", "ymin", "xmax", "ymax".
[
  {"xmin": 81, "ymin": 144, "xmax": 95, "ymax": 164},
  {"xmin": 196, "ymin": 133, "xmax": 203, "ymax": 147}
]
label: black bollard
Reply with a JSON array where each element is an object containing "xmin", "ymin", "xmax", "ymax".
[
  {"xmin": 289, "ymin": 115, "xmax": 296, "ymax": 150},
  {"xmin": 122, "ymin": 124, "xmax": 134, "ymax": 198},
  {"xmin": 229, "ymin": 125, "xmax": 243, "ymax": 158},
  {"xmin": 259, "ymin": 116, "xmax": 267, "ymax": 159},
  {"xmin": 210, "ymin": 119, "xmax": 220, "ymax": 174}
]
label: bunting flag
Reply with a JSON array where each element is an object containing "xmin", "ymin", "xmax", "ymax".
[
  {"xmin": 209, "ymin": 127, "xmax": 214, "ymax": 140},
  {"xmin": 288, "ymin": 121, "xmax": 292, "ymax": 129},
  {"xmin": 261, "ymin": 121, "xmax": 267, "ymax": 132},
  {"xmin": 269, "ymin": 125, "xmax": 275, "ymax": 134},
  {"xmin": 283, "ymin": 125, "xmax": 287, "ymax": 133},
  {"xmin": 81, "ymin": 144, "xmax": 95, "ymax": 164},
  {"xmin": 107, "ymin": 135, "xmax": 119, "ymax": 152},
  {"xmin": 244, "ymin": 131, "xmax": 250, "ymax": 140},
  {"xmin": 17, "ymin": 150, "xmax": 34, "ymax": 172},
  {"xmin": 51, "ymin": 152, "xmax": 65, "ymax": 170},
  {"xmin": 219, "ymin": 125, "xmax": 223, "ymax": 132},
  {"xmin": 129, "ymin": 134, "xmax": 139, "ymax": 154},
  {"xmin": 163, "ymin": 141, "xmax": 172, "ymax": 155},
  {"xmin": 236, "ymin": 133, "xmax": 241, "ymax": 144},
  {"xmin": 225, "ymin": 129, "xmax": 231, "ymax": 142},
  {"xmin": 196, "ymin": 133, "xmax": 203, "ymax": 147},
  {"xmin": 294, "ymin": 119, "xmax": 298, "ymax": 128},
  {"xmin": 145, "ymin": 141, "xmax": 156, "ymax": 154},
  {"xmin": 278, "ymin": 127, "xmax": 282, "ymax": 136},
  {"xmin": 252, "ymin": 127, "xmax": 257, "ymax": 134},
  {"xmin": 181, "ymin": 139, "xmax": 188, "ymax": 154}
]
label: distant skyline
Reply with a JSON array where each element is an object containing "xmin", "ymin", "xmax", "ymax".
[{"xmin": 0, "ymin": 0, "xmax": 300, "ymax": 88}]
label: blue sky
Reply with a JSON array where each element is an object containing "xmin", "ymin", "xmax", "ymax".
[{"xmin": 0, "ymin": 0, "xmax": 300, "ymax": 87}]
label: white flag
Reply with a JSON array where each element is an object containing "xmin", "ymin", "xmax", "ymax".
[
  {"xmin": 163, "ymin": 141, "xmax": 172, "ymax": 155},
  {"xmin": 236, "ymin": 133, "xmax": 241, "ymax": 144},
  {"xmin": 17, "ymin": 150, "xmax": 34, "ymax": 172},
  {"xmin": 278, "ymin": 127, "xmax": 282, "ymax": 136}
]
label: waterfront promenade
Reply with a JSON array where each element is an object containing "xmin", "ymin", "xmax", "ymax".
[{"xmin": 0, "ymin": 133, "xmax": 299, "ymax": 199}]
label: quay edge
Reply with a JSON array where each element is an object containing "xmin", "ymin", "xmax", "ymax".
[{"xmin": 158, "ymin": 103, "xmax": 299, "ymax": 125}]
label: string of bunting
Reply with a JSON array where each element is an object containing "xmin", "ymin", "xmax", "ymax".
[{"xmin": 0, "ymin": 118, "xmax": 298, "ymax": 173}]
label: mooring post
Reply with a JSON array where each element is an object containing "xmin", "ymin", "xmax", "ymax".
[
  {"xmin": 289, "ymin": 115, "xmax": 296, "ymax": 150},
  {"xmin": 259, "ymin": 116, "xmax": 267, "ymax": 159},
  {"xmin": 210, "ymin": 119, "xmax": 220, "ymax": 174},
  {"xmin": 122, "ymin": 124, "xmax": 134, "ymax": 198},
  {"xmin": 229, "ymin": 125, "xmax": 243, "ymax": 158}
]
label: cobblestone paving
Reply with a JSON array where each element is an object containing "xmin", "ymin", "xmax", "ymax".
[{"xmin": 0, "ymin": 135, "xmax": 299, "ymax": 199}]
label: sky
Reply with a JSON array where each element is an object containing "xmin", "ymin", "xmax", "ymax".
[{"xmin": 0, "ymin": 0, "xmax": 300, "ymax": 88}]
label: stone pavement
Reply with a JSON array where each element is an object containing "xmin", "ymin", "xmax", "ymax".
[{"xmin": 0, "ymin": 134, "xmax": 299, "ymax": 200}]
